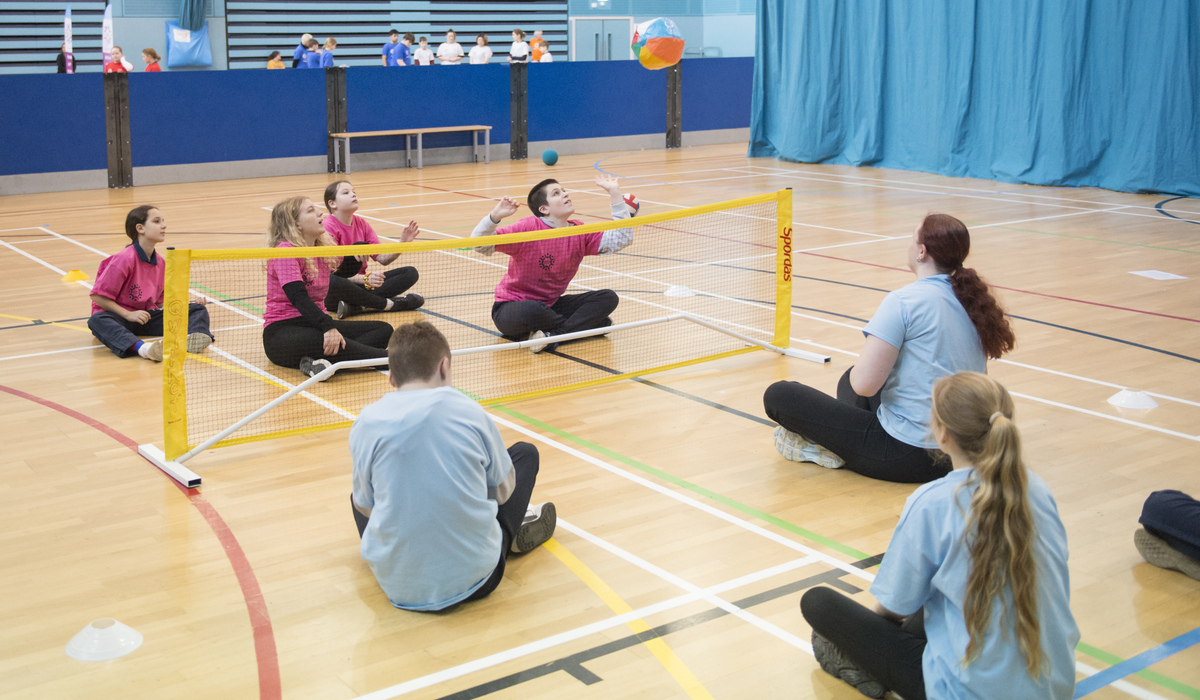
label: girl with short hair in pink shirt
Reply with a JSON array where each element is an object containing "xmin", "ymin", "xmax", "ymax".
[
  {"xmin": 87, "ymin": 205, "xmax": 213, "ymax": 362},
  {"xmin": 262, "ymin": 196, "xmax": 399, "ymax": 380},
  {"xmin": 321, "ymin": 180, "xmax": 424, "ymax": 319},
  {"xmin": 470, "ymin": 174, "xmax": 636, "ymax": 353}
]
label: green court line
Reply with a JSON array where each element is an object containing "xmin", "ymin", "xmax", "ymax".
[
  {"xmin": 489, "ymin": 403, "xmax": 872, "ymax": 561},
  {"xmin": 190, "ymin": 283, "xmax": 265, "ymax": 314},
  {"xmin": 1077, "ymin": 641, "xmax": 1200, "ymax": 698}
]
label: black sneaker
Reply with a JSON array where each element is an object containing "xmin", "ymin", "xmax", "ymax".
[
  {"xmin": 511, "ymin": 502, "xmax": 556, "ymax": 553},
  {"xmin": 811, "ymin": 632, "xmax": 886, "ymax": 698},
  {"xmin": 299, "ymin": 356, "xmax": 333, "ymax": 382},
  {"xmin": 336, "ymin": 301, "xmax": 361, "ymax": 320},
  {"xmin": 391, "ymin": 293, "xmax": 425, "ymax": 311}
]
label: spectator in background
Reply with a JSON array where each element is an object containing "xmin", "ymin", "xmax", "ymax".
[
  {"xmin": 538, "ymin": 42, "xmax": 554, "ymax": 63},
  {"xmin": 382, "ymin": 29, "xmax": 399, "ymax": 66},
  {"xmin": 469, "ymin": 34, "xmax": 492, "ymax": 64},
  {"xmin": 413, "ymin": 37, "xmax": 434, "ymax": 66},
  {"xmin": 390, "ymin": 33, "xmax": 414, "ymax": 66},
  {"xmin": 303, "ymin": 38, "xmax": 321, "ymax": 68},
  {"xmin": 293, "ymin": 33, "xmax": 312, "ymax": 68},
  {"xmin": 320, "ymin": 37, "xmax": 337, "ymax": 68},
  {"xmin": 142, "ymin": 48, "xmax": 162, "ymax": 72},
  {"xmin": 529, "ymin": 29, "xmax": 547, "ymax": 62},
  {"xmin": 508, "ymin": 29, "xmax": 529, "ymax": 63},
  {"xmin": 437, "ymin": 29, "xmax": 464, "ymax": 65},
  {"xmin": 56, "ymin": 43, "xmax": 75, "ymax": 74},
  {"xmin": 104, "ymin": 46, "xmax": 129, "ymax": 73},
  {"xmin": 267, "ymin": 51, "xmax": 284, "ymax": 69}
]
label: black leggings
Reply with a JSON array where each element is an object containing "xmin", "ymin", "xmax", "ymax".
[
  {"xmin": 800, "ymin": 587, "xmax": 927, "ymax": 700},
  {"xmin": 262, "ymin": 316, "xmax": 393, "ymax": 369},
  {"xmin": 324, "ymin": 267, "xmax": 418, "ymax": 312},
  {"xmin": 492, "ymin": 289, "xmax": 618, "ymax": 340},
  {"xmin": 352, "ymin": 442, "xmax": 541, "ymax": 608},
  {"xmin": 763, "ymin": 367, "xmax": 948, "ymax": 484}
]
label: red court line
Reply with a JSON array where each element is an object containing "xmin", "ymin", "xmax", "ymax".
[
  {"xmin": 0, "ymin": 384, "xmax": 282, "ymax": 700},
  {"xmin": 803, "ymin": 252, "xmax": 1200, "ymax": 324}
]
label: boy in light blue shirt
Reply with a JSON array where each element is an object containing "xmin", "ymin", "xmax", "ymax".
[{"xmin": 349, "ymin": 321, "xmax": 556, "ymax": 611}]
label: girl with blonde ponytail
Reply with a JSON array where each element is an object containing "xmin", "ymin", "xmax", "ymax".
[
  {"xmin": 800, "ymin": 372, "xmax": 1078, "ymax": 700},
  {"xmin": 262, "ymin": 196, "xmax": 394, "ymax": 380}
]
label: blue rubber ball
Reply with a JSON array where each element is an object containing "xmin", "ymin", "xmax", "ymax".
[{"xmin": 542, "ymin": 149, "xmax": 559, "ymax": 166}]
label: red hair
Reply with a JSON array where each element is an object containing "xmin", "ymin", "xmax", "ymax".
[{"xmin": 919, "ymin": 214, "xmax": 1015, "ymax": 359}]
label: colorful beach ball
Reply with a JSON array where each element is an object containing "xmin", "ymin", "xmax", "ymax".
[{"xmin": 631, "ymin": 18, "xmax": 684, "ymax": 70}]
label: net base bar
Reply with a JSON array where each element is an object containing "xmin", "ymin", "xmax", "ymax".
[{"xmin": 160, "ymin": 312, "xmax": 829, "ymax": 483}]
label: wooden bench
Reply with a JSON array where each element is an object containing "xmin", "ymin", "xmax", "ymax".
[{"xmin": 329, "ymin": 125, "xmax": 492, "ymax": 173}]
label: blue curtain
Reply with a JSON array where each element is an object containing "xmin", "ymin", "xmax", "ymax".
[
  {"xmin": 179, "ymin": 0, "xmax": 205, "ymax": 32},
  {"xmin": 750, "ymin": 0, "xmax": 1200, "ymax": 197}
]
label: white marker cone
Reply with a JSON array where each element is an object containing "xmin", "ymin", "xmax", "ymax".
[
  {"xmin": 1108, "ymin": 389, "xmax": 1159, "ymax": 410},
  {"xmin": 65, "ymin": 618, "xmax": 143, "ymax": 661}
]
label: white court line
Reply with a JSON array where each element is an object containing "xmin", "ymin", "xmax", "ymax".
[
  {"xmin": 358, "ymin": 198, "xmax": 497, "ymax": 213},
  {"xmin": 970, "ymin": 206, "xmax": 1132, "ymax": 229},
  {"xmin": 574, "ymin": 252, "xmax": 775, "ymax": 282},
  {"xmin": 352, "ymin": 554, "xmax": 820, "ymax": 700},
  {"xmin": 0, "ymin": 344, "xmax": 103, "ymax": 361},
  {"xmin": 1075, "ymin": 661, "xmax": 1170, "ymax": 700},
  {"xmin": 1010, "ymin": 391, "xmax": 1200, "ymax": 442},
  {"xmin": 743, "ymin": 165, "xmax": 1200, "ymax": 224},
  {"xmin": 558, "ymin": 518, "xmax": 812, "ymax": 651},
  {"xmin": 0, "ymin": 239, "xmax": 68, "ymax": 276},
  {"xmin": 998, "ymin": 359, "xmax": 1200, "ymax": 409},
  {"xmin": 39, "ymin": 226, "xmax": 111, "ymax": 256},
  {"xmin": 0, "ymin": 227, "xmax": 42, "ymax": 233},
  {"xmin": 3, "ymin": 237, "xmax": 59, "ymax": 244},
  {"xmin": 206, "ymin": 346, "xmax": 357, "ymax": 421}
]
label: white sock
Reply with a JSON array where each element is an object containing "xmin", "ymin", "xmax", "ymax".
[
  {"xmin": 384, "ymin": 298, "xmax": 394, "ymax": 311},
  {"xmin": 137, "ymin": 342, "xmax": 151, "ymax": 358}
]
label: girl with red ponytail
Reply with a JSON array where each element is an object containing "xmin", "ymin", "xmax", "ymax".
[{"xmin": 763, "ymin": 213, "xmax": 1015, "ymax": 483}]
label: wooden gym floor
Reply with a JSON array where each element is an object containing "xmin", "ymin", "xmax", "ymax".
[{"xmin": 1, "ymin": 145, "xmax": 1198, "ymax": 699}]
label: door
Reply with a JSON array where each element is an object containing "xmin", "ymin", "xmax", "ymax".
[{"xmin": 573, "ymin": 18, "xmax": 632, "ymax": 61}]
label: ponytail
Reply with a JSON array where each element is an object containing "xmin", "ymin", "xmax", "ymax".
[
  {"xmin": 919, "ymin": 214, "xmax": 1016, "ymax": 359},
  {"xmin": 932, "ymin": 372, "xmax": 1043, "ymax": 677}
]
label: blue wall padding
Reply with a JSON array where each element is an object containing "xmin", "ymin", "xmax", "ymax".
[
  {"xmin": 0, "ymin": 74, "xmax": 107, "ymax": 176},
  {"xmin": 750, "ymin": 0, "xmax": 1200, "ymax": 197},
  {"xmin": 346, "ymin": 65, "xmax": 511, "ymax": 154},
  {"xmin": 682, "ymin": 57, "xmax": 753, "ymax": 132},
  {"xmin": 128, "ymin": 69, "xmax": 327, "ymax": 167},
  {"xmin": 529, "ymin": 61, "xmax": 667, "ymax": 141}
]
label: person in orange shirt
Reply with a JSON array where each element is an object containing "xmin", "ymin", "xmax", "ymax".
[
  {"xmin": 267, "ymin": 51, "xmax": 285, "ymax": 69},
  {"xmin": 104, "ymin": 46, "xmax": 129, "ymax": 73},
  {"xmin": 529, "ymin": 29, "xmax": 547, "ymax": 62},
  {"xmin": 142, "ymin": 48, "xmax": 161, "ymax": 72}
]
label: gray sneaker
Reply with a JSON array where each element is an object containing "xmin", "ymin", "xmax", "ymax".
[
  {"xmin": 186, "ymin": 333, "xmax": 212, "ymax": 354},
  {"xmin": 512, "ymin": 502, "xmax": 556, "ymax": 554},
  {"xmin": 1135, "ymin": 528, "xmax": 1200, "ymax": 581},
  {"xmin": 141, "ymin": 339, "xmax": 164, "ymax": 362},
  {"xmin": 299, "ymin": 356, "xmax": 333, "ymax": 382},
  {"xmin": 812, "ymin": 632, "xmax": 886, "ymax": 699},
  {"xmin": 773, "ymin": 426, "xmax": 845, "ymax": 469}
]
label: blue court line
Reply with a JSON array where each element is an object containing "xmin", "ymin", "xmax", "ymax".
[
  {"xmin": 1074, "ymin": 626, "xmax": 1200, "ymax": 698},
  {"xmin": 1155, "ymin": 196, "xmax": 1200, "ymax": 226}
]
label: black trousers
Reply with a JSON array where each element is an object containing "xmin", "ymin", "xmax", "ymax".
[
  {"xmin": 88, "ymin": 304, "xmax": 211, "ymax": 357},
  {"xmin": 353, "ymin": 442, "xmax": 541, "ymax": 608},
  {"xmin": 262, "ymin": 316, "xmax": 392, "ymax": 369},
  {"xmin": 324, "ymin": 267, "xmax": 419, "ymax": 312},
  {"xmin": 492, "ymin": 289, "xmax": 618, "ymax": 340},
  {"xmin": 1141, "ymin": 490, "xmax": 1200, "ymax": 561},
  {"xmin": 763, "ymin": 367, "xmax": 948, "ymax": 484},
  {"xmin": 800, "ymin": 587, "xmax": 928, "ymax": 700}
]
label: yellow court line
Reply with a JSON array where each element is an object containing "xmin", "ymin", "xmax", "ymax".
[
  {"xmin": 0, "ymin": 312, "xmax": 92, "ymax": 333},
  {"xmin": 542, "ymin": 538, "xmax": 715, "ymax": 700}
]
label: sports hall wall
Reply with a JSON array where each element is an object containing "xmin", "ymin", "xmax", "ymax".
[
  {"xmin": 0, "ymin": 57, "xmax": 753, "ymax": 194},
  {"xmin": 750, "ymin": 0, "xmax": 1200, "ymax": 198}
]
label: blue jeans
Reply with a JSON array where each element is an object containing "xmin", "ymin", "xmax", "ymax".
[
  {"xmin": 88, "ymin": 304, "xmax": 211, "ymax": 357},
  {"xmin": 1140, "ymin": 490, "xmax": 1200, "ymax": 561}
]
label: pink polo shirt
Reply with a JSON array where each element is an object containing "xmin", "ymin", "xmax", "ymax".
[
  {"xmin": 90, "ymin": 244, "xmax": 165, "ymax": 315},
  {"xmin": 322, "ymin": 214, "xmax": 380, "ymax": 276},
  {"xmin": 493, "ymin": 217, "xmax": 602, "ymax": 305},
  {"xmin": 263, "ymin": 242, "xmax": 332, "ymax": 326}
]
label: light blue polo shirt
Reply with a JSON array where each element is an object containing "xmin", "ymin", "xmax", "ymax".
[
  {"xmin": 863, "ymin": 274, "xmax": 986, "ymax": 448},
  {"xmin": 872, "ymin": 468, "xmax": 1080, "ymax": 700},
  {"xmin": 350, "ymin": 386, "xmax": 512, "ymax": 611}
]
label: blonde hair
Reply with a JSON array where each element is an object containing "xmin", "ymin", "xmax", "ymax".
[
  {"xmin": 324, "ymin": 37, "xmax": 337, "ymax": 48},
  {"xmin": 931, "ymin": 372, "xmax": 1043, "ymax": 677},
  {"xmin": 143, "ymin": 47, "xmax": 161, "ymax": 61},
  {"xmin": 267, "ymin": 196, "xmax": 337, "ymax": 276}
]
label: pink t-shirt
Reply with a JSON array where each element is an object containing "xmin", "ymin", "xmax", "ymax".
[
  {"xmin": 90, "ymin": 244, "xmax": 165, "ymax": 315},
  {"xmin": 493, "ymin": 217, "xmax": 602, "ymax": 305},
  {"xmin": 263, "ymin": 242, "xmax": 332, "ymax": 326},
  {"xmin": 322, "ymin": 214, "xmax": 380, "ymax": 276}
]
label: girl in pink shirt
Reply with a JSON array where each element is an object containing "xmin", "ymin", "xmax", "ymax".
[
  {"xmin": 87, "ymin": 205, "xmax": 212, "ymax": 361},
  {"xmin": 321, "ymin": 180, "xmax": 424, "ymax": 319},
  {"xmin": 262, "ymin": 196, "xmax": 395, "ymax": 380},
  {"xmin": 470, "ymin": 175, "xmax": 636, "ymax": 352}
]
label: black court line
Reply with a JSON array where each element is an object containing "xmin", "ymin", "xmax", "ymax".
[
  {"xmin": 438, "ymin": 553, "xmax": 885, "ymax": 699},
  {"xmin": 1154, "ymin": 196, "xmax": 1200, "ymax": 226}
]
